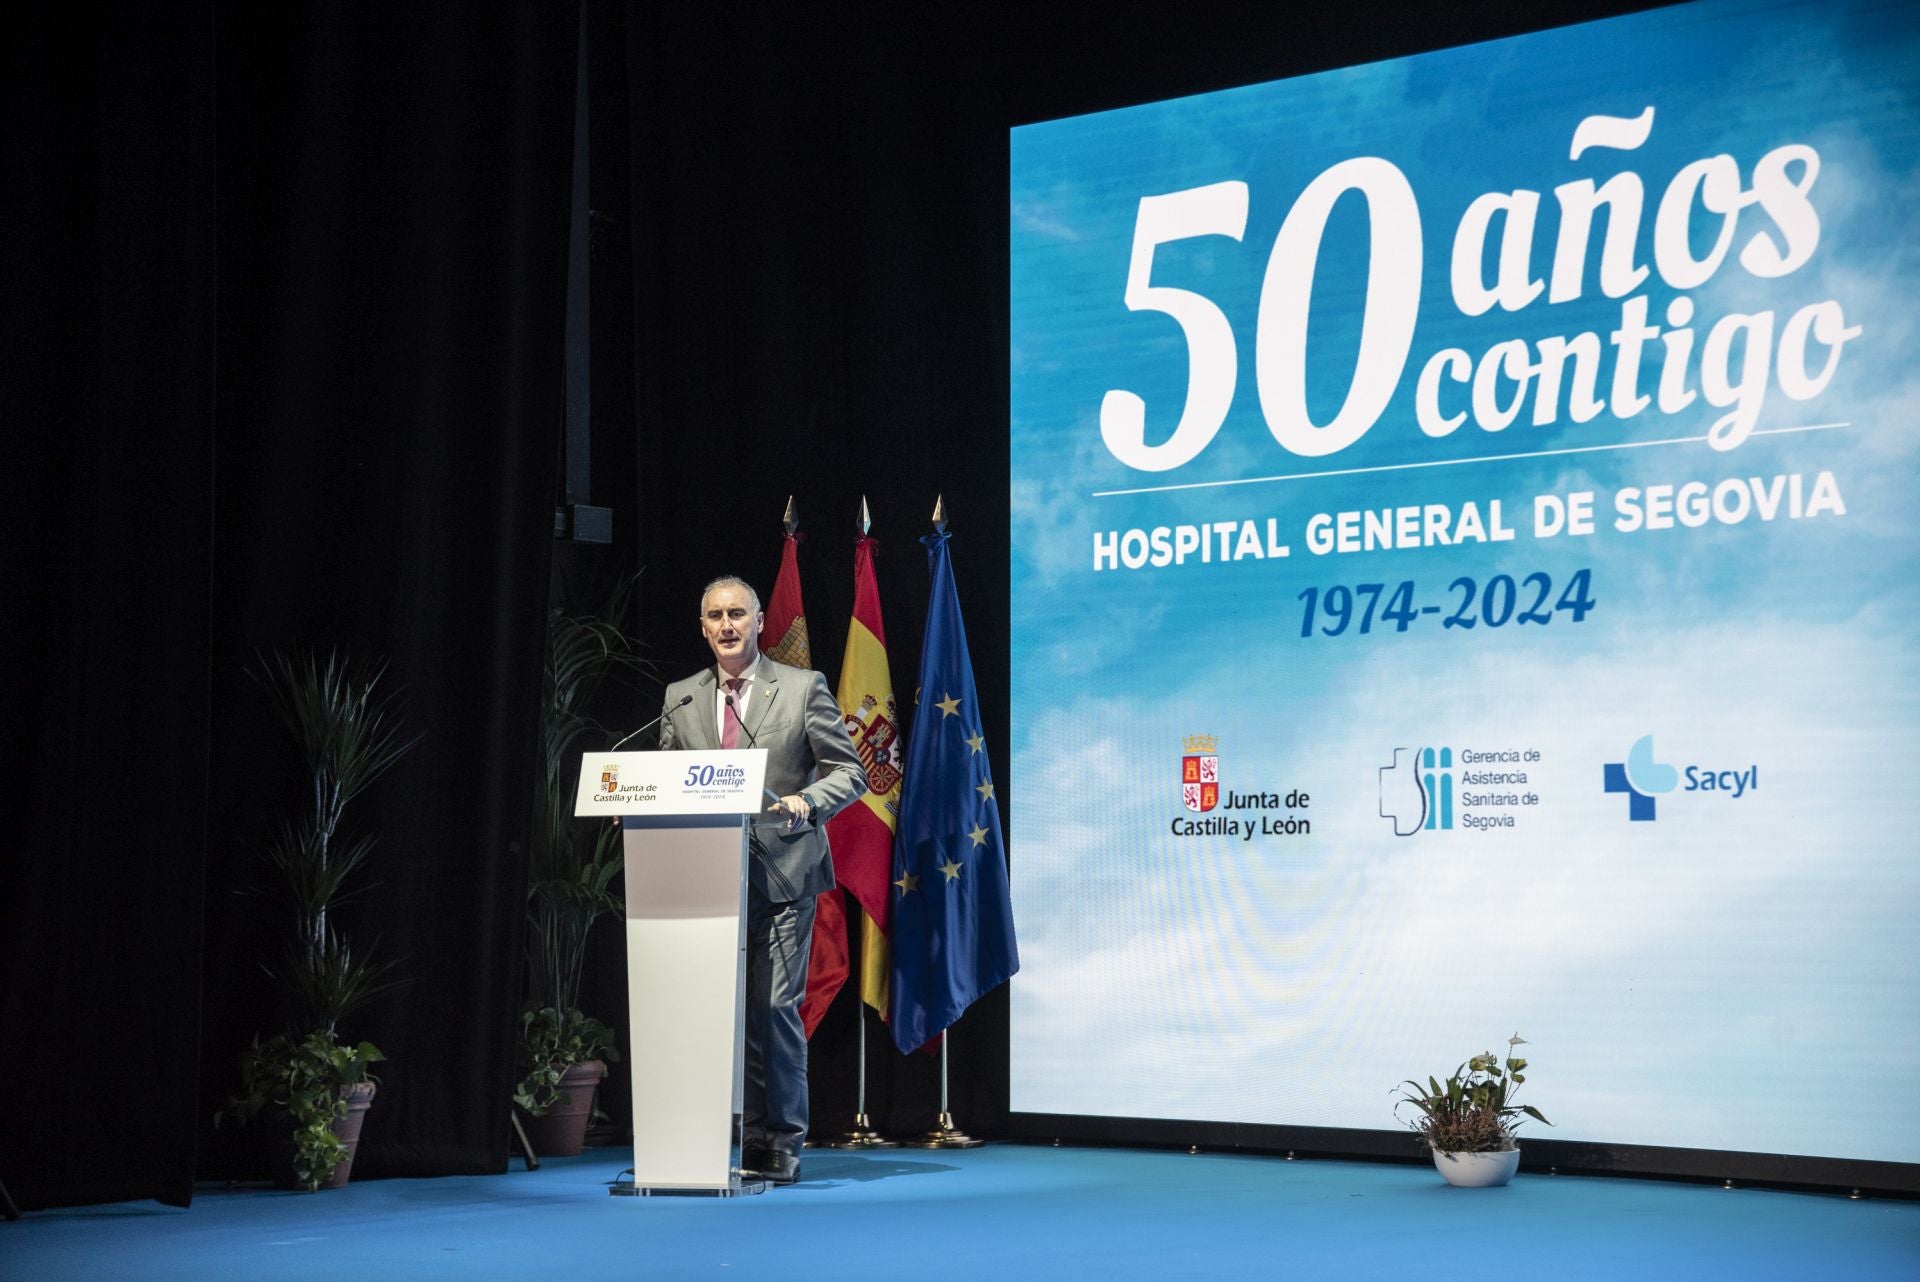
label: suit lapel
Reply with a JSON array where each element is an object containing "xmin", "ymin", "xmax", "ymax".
[
  {"xmin": 744, "ymin": 661, "xmax": 780, "ymax": 748},
  {"xmin": 687, "ymin": 669, "xmax": 719, "ymax": 750}
]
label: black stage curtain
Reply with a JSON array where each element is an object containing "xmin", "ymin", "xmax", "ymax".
[
  {"xmin": 0, "ymin": 2, "xmax": 218, "ymax": 1211},
  {"xmin": 617, "ymin": 6, "xmax": 1016, "ymax": 1139},
  {"xmin": 196, "ymin": 3, "xmax": 577, "ymax": 1182},
  {"xmin": 2, "ymin": 2, "xmax": 575, "ymax": 1208}
]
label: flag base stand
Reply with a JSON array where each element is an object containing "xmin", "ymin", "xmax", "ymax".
[
  {"xmin": 823, "ymin": 1113, "xmax": 898, "ymax": 1149},
  {"xmin": 824, "ymin": 1003, "xmax": 898, "ymax": 1148},
  {"xmin": 902, "ymin": 1112, "xmax": 983, "ymax": 1149},
  {"xmin": 901, "ymin": 1037, "xmax": 984, "ymax": 1148}
]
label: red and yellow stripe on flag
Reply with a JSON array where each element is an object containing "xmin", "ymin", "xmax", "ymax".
[{"xmin": 826, "ymin": 535, "xmax": 902, "ymax": 1016}]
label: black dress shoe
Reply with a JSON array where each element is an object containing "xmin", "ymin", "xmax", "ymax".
[
  {"xmin": 759, "ymin": 1152, "xmax": 800, "ymax": 1185},
  {"xmin": 740, "ymin": 1146, "xmax": 771, "ymax": 1177}
]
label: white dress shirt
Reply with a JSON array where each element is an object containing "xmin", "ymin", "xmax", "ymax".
[{"xmin": 714, "ymin": 654, "xmax": 763, "ymax": 742}]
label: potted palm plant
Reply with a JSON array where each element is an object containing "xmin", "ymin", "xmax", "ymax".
[
  {"xmin": 515, "ymin": 595, "xmax": 646, "ymax": 1156},
  {"xmin": 218, "ymin": 651, "xmax": 417, "ymax": 1191},
  {"xmin": 1394, "ymin": 1033, "xmax": 1550, "ymax": 1187}
]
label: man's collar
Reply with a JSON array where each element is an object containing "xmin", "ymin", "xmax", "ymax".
[{"xmin": 716, "ymin": 653, "xmax": 763, "ymax": 685}]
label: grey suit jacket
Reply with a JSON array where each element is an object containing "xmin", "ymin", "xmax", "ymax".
[{"xmin": 657, "ymin": 658, "xmax": 869, "ymax": 901}]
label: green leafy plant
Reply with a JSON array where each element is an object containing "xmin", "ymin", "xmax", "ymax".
[
  {"xmin": 518, "ymin": 592, "xmax": 650, "ymax": 1112},
  {"xmin": 1394, "ymin": 1033, "xmax": 1551, "ymax": 1153},
  {"xmin": 221, "ymin": 650, "xmax": 417, "ymax": 1188},
  {"xmin": 220, "ymin": 1032, "xmax": 384, "ymax": 1191},
  {"xmin": 514, "ymin": 1006, "xmax": 620, "ymax": 1115},
  {"xmin": 253, "ymin": 651, "xmax": 418, "ymax": 1035}
]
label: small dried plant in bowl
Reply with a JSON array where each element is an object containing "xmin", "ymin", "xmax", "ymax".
[{"xmin": 1394, "ymin": 1033, "xmax": 1549, "ymax": 1155}]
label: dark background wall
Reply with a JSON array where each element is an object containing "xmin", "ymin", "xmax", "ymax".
[{"xmin": 1, "ymin": 0, "xmax": 1662, "ymax": 1210}]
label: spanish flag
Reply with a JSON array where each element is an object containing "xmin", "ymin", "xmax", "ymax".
[{"xmin": 804, "ymin": 534, "xmax": 902, "ymax": 1032}]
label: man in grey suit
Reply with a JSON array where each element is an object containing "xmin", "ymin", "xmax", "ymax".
[{"xmin": 657, "ymin": 575, "xmax": 868, "ymax": 1185}]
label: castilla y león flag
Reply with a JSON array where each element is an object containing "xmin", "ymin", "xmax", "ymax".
[
  {"xmin": 762, "ymin": 532, "xmax": 811, "ymax": 668},
  {"xmin": 760, "ymin": 531, "xmax": 853, "ymax": 1038}
]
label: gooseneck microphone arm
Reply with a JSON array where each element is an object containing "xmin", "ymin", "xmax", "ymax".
[
  {"xmin": 608, "ymin": 693, "xmax": 694, "ymax": 752},
  {"xmin": 724, "ymin": 694, "xmax": 759, "ymax": 748},
  {"xmin": 729, "ymin": 695, "xmax": 801, "ymax": 818}
]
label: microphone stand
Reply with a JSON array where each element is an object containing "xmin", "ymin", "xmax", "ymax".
[{"xmin": 608, "ymin": 693, "xmax": 695, "ymax": 751}]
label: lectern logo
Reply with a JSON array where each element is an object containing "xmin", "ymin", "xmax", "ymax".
[
  {"xmin": 601, "ymin": 763, "xmax": 620, "ymax": 793},
  {"xmin": 1181, "ymin": 734, "xmax": 1220, "ymax": 813}
]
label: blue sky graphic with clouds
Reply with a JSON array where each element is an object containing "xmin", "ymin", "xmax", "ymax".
[{"xmin": 1009, "ymin": 0, "xmax": 1919, "ymax": 1162}]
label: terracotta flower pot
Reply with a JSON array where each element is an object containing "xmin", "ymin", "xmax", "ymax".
[
  {"xmin": 320, "ymin": 1081, "xmax": 378, "ymax": 1189},
  {"xmin": 268, "ymin": 1080, "xmax": 378, "ymax": 1190},
  {"xmin": 519, "ymin": 1060, "xmax": 607, "ymax": 1158}
]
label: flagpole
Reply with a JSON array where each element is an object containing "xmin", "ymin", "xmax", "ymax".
[
  {"xmin": 824, "ymin": 1003, "xmax": 895, "ymax": 1148},
  {"xmin": 903, "ymin": 1035, "xmax": 982, "ymax": 1148}
]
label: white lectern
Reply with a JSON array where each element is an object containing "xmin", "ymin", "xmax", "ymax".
[{"xmin": 574, "ymin": 748, "xmax": 770, "ymax": 1197}]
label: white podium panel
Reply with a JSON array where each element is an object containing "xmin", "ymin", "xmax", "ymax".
[
  {"xmin": 573, "ymin": 749, "xmax": 768, "ymax": 1198},
  {"xmin": 620, "ymin": 813, "xmax": 750, "ymax": 1193}
]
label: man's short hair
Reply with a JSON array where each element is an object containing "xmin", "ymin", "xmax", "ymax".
[{"xmin": 699, "ymin": 575, "xmax": 762, "ymax": 616}]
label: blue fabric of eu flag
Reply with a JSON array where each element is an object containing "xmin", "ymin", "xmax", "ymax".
[{"xmin": 888, "ymin": 527, "xmax": 1019, "ymax": 1053}]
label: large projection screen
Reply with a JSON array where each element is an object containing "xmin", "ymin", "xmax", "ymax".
[{"xmin": 1008, "ymin": 0, "xmax": 1919, "ymax": 1165}]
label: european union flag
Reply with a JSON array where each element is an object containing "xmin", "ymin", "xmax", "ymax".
[{"xmin": 888, "ymin": 526, "xmax": 1018, "ymax": 1053}]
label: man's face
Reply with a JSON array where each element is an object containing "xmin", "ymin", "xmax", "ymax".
[{"xmin": 699, "ymin": 583, "xmax": 763, "ymax": 670}]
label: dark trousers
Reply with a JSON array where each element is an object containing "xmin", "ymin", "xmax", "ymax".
[{"xmin": 743, "ymin": 888, "xmax": 815, "ymax": 1159}]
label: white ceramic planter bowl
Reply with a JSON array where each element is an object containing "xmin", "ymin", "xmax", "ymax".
[{"xmin": 1431, "ymin": 1146, "xmax": 1521, "ymax": 1187}]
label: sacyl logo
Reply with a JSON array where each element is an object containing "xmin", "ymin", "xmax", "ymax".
[{"xmin": 1604, "ymin": 734, "xmax": 1758, "ymax": 821}]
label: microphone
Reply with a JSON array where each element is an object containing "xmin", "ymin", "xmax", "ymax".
[
  {"xmin": 726, "ymin": 694, "xmax": 799, "ymax": 824},
  {"xmin": 608, "ymin": 693, "xmax": 694, "ymax": 751},
  {"xmin": 724, "ymin": 693, "xmax": 760, "ymax": 748}
]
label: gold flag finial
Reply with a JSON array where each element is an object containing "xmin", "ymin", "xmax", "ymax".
[
  {"xmin": 858, "ymin": 495, "xmax": 872, "ymax": 536},
  {"xmin": 931, "ymin": 493, "xmax": 948, "ymax": 533},
  {"xmin": 782, "ymin": 495, "xmax": 800, "ymax": 537}
]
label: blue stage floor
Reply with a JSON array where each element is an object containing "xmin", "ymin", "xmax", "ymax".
[{"xmin": 7, "ymin": 1145, "xmax": 1918, "ymax": 1281}]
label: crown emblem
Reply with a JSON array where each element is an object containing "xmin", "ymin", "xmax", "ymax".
[{"xmin": 1183, "ymin": 734, "xmax": 1218, "ymax": 754}]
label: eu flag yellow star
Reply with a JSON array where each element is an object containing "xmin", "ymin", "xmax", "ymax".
[
  {"xmin": 967, "ymin": 824, "xmax": 988, "ymax": 847},
  {"xmin": 939, "ymin": 858, "xmax": 964, "ymax": 881},
  {"xmin": 964, "ymin": 732, "xmax": 984, "ymax": 754},
  {"xmin": 936, "ymin": 693, "xmax": 961, "ymax": 717},
  {"xmin": 894, "ymin": 871, "xmax": 920, "ymax": 895},
  {"xmin": 975, "ymin": 780, "xmax": 995, "ymax": 801}
]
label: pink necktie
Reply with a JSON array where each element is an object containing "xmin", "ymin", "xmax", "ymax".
[{"xmin": 721, "ymin": 677, "xmax": 745, "ymax": 749}]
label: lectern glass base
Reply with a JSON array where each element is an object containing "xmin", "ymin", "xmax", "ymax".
[{"xmin": 609, "ymin": 1168, "xmax": 767, "ymax": 1198}]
